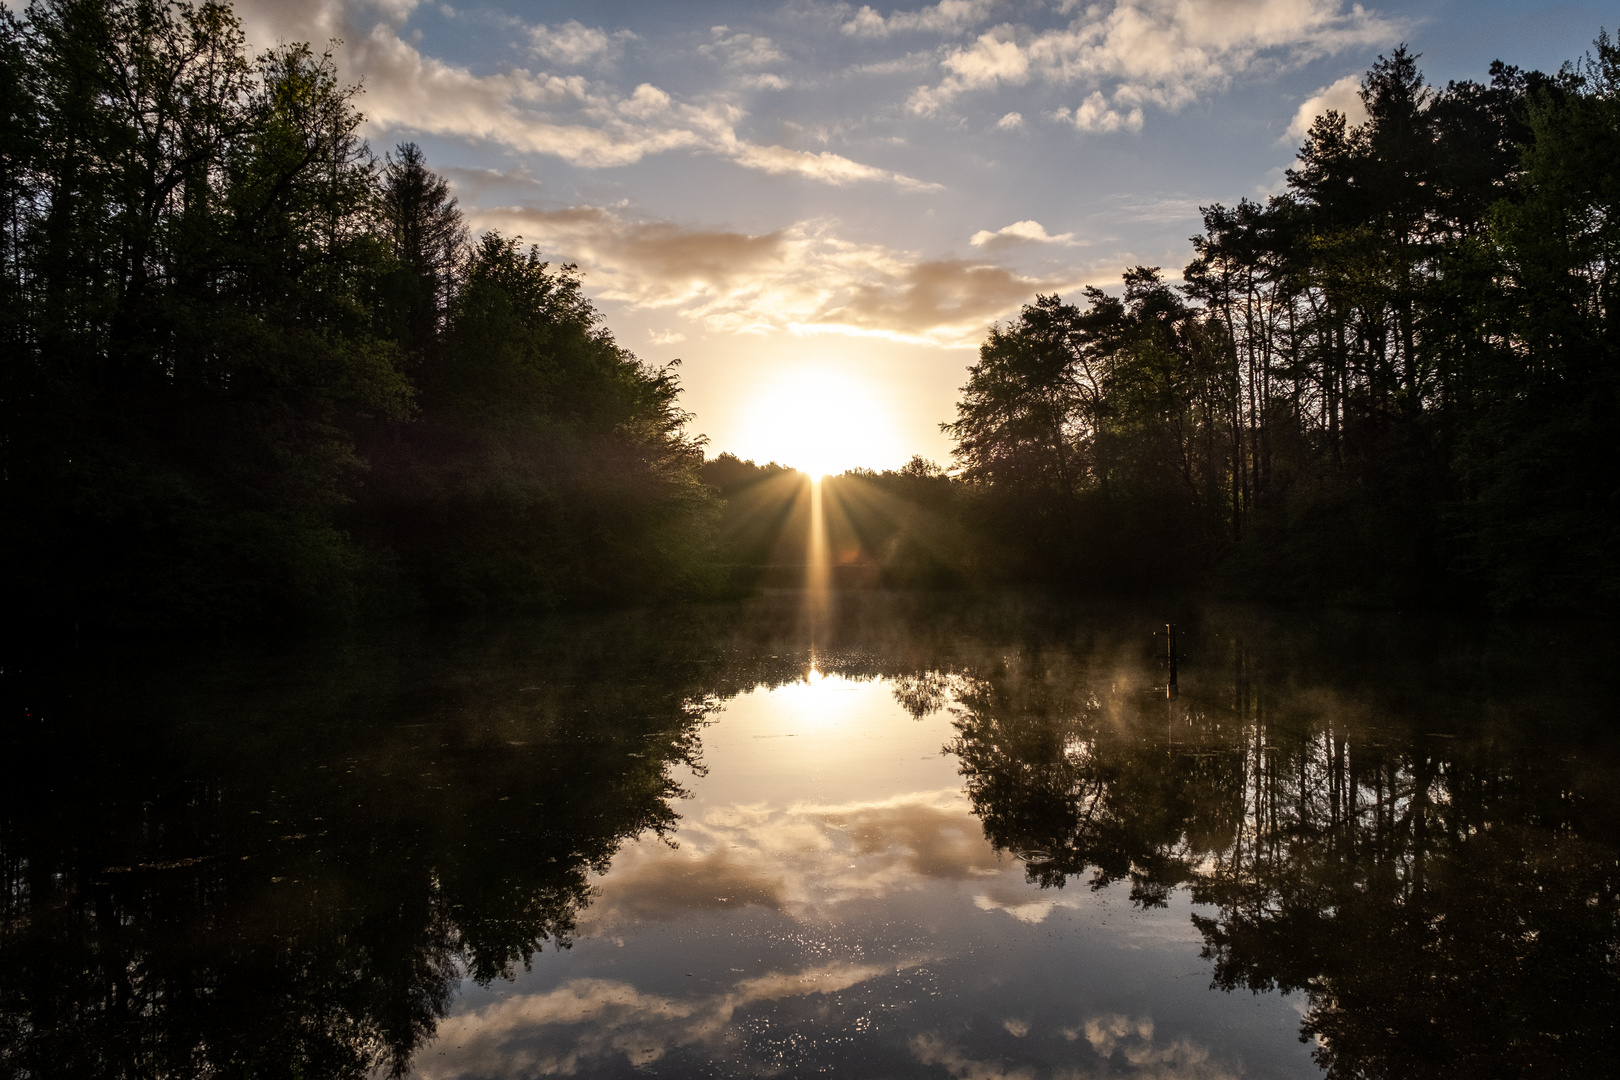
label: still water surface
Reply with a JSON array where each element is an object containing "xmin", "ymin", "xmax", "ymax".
[{"xmin": 3, "ymin": 598, "xmax": 1616, "ymax": 1078}]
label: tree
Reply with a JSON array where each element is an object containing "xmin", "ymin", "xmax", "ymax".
[
  {"xmin": 0, "ymin": 1, "xmax": 721, "ymax": 631},
  {"xmin": 380, "ymin": 141, "xmax": 464, "ymax": 359},
  {"xmin": 359, "ymin": 231, "xmax": 716, "ymax": 611},
  {"xmin": 0, "ymin": 0, "xmax": 412, "ymax": 628}
]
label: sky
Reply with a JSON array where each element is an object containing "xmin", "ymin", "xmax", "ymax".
[{"xmin": 225, "ymin": 0, "xmax": 1611, "ymax": 471}]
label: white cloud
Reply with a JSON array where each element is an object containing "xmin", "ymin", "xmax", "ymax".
[
  {"xmin": 969, "ymin": 219, "xmax": 1075, "ymax": 249},
  {"xmin": 916, "ymin": 1020, "xmax": 1239, "ymax": 1078},
  {"xmin": 910, "ymin": 25, "xmax": 1029, "ymax": 112},
  {"xmin": 648, "ymin": 329, "xmax": 687, "ymax": 345},
  {"xmin": 573, "ymin": 790, "xmax": 1008, "ymax": 927},
  {"xmin": 850, "ymin": 50, "xmax": 940, "ymax": 76},
  {"xmin": 416, "ymin": 960, "xmax": 911, "ymax": 1079},
  {"xmin": 1056, "ymin": 90, "xmax": 1144, "ymax": 132},
  {"xmin": 731, "ymin": 142, "xmax": 941, "ymax": 189},
  {"xmin": 468, "ymin": 205, "xmax": 1072, "ymax": 347},
  {"xmin": 701, "ymin": 25, "xmax": 787, "ymax": 67},
  {"xmin": 1067, "ymin": 1013, "xmax": 1238, "ymax": 1076},
  {"xmin": 841, "ymin": 0, "xmax": 998, "ymax": 38},
  {"xmin": 528, "ymin": 19, "xmax": 633, "ymax": 66},
  {"xmin": 741, "ymin": 72, "xmax": 792, "ymax": 90},
  {"xmin": 911, "ymin": 0, "xmax": 1398, "ymax": 122},
  {"xmin": 974, "ymin": 888, "xmax": 1080, "ymax": 923},
  {"xmin": 232, "ymin": 0, "xmax": 931, "ymax": 189},
  {"xmin": 1286, "ymin": 72, "xmax": 1367, "ymax": 139},
  {"xmin": 995, "ymin": 110, "xmax": 1024, "ymax": 129}
]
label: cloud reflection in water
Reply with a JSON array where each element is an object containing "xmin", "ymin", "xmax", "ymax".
[{"xmin": 411, "ymin": 659, "xmax": 1297, "ymax": 1079}]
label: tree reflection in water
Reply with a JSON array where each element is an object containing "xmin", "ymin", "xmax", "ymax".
[
  {"xmin": 2, "ymin": 601, "xmax": 1616, "ymax": 1079},
  {"xmin": 940, "ymin": 613, "xmax": 1620, "ymax": 1080},
  {"xmin": 0, "ymin": 612, "xmax": 739, "ymax": 1079}
]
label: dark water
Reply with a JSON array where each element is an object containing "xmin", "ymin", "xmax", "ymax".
[{"xmin": 2, "ymin": 598, "xmax": 1617, "ymax": 1079}]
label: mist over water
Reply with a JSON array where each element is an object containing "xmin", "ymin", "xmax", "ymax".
[{"xmin": 3, "ymin": 597, "xmax": 1616, "ymax": 1079}]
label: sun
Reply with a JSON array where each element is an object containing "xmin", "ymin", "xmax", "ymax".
[{"xmin": 736, "ymin": 369, "xmax": 903, "ymax": 476}]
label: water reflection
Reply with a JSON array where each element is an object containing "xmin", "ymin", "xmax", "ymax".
[
  {"xmin": 942, "ymin": 621, "xmax": 1620, "ymax": 1078},
  {"xmin": 2, "ymin": 601, "xmax": 1615, "ymax": 1078},
  {"xmin": 0, "ymin": 614, "xmax": 727, "ymax": 1078}
]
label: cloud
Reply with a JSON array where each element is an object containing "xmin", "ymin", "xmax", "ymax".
[
  {"xmin": 1098, "ymin": 192, "xmax": 1204, "ymax": 225},
  {"xmin": 528, "ymin": 19, "xmax": 634, "ymax": 66},
  {"xmin": 973, "ymin": 887, "xmax": 1081, "ymax": 923},
  {"xmin": 819, "ymin": 258, "xmax": 1073, "ymax": 344},
  {"xmin": 1287, "ymin": 72, "xmax": 1367, "ymax": 139},
  {"xmin": 416, "ymin": 960, "xmax": 908, "ymax": 1079},
  {"xmin": 914, "ymin": 1020, "xmax": 1239, "ymax": 1079},
  {"xmin": 232, "ymin": 0, "xmax": 931, "ymax": 189},
  {"xmin": 850, "ymin": 50, "xmax": 940, "ymax": 76},
  {"xmin": 841, "ymin": 0, "xmax": 998, "ymax": 38},
  {"xmin": 466, "ymin": 205, "xmax": 1074, "ymax": 347},
  {"xmin": 439, "ymin": 164, "xmax": 541, "ymax": 200},
  {"xmin": 911, "ymin": 0, "xmax": 1398, "ymax": 122},
  {"xmin": 909, "ymin": 25, "xmax": 1027, "ymax": 112},
  {"xmin": 647, "ymin": 329, "xmax": 687, "ymax": 345},
  {"xmin": 1067, "ymin": 1014, "xmax": 1239, "ymax": 1078},
  {"xmin": 732, "ymin": 143, "xmax": 942, "ymax": 189},
  {"xmin": 1055, "ymin": 90, "xmax": 1144, "ymax": 132},
  {"xmin": 969, "ymin": 219, "xmax": 1074, "ymax": 250},
  {"xmin": 576, "ymin": 790, "xmax": 1007, "ymax": 931},
  {"xmin": 995, "ymin": 110, "xmax": 1024, "ymax": 129},
  {"xmin": 910, "ymin": 1033, "xmax": 1041, "ymax": 1080},
  {"xmin": 701, "ymin": 25, "xmax": 787, "ymax": 67}
]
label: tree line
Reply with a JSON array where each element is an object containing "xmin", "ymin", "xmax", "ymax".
[
  {"xmin": 5, "ymin": 0, "xmax": 1613, "ymax": 628},
  {"xmin": 0, "ymin": 0, "xmax": 716, "ymax": 630},
  {"xmin": 945, "ymin": 38, "xmax": 1619, "ymax": 607}
]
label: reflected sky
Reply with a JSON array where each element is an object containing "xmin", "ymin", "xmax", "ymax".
[{"xmin": 414, "ymin": 661, "xmax": 1310, "ymax": 1080}]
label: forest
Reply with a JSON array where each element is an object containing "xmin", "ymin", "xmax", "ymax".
[
  {"xmin": 2, "ymin": 0, "xmax": 1617, "ymax": 629},
  {"xmin": 933, "ymin": 38, "xmax": 1620, "ymax": 608},
  {"xmin": 0, "ymin": 0, "xmax": 715, "ymax": 630}
]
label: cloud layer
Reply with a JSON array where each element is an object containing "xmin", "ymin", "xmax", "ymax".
[
  {"xmin": 579, "ymin": 789, "xmax": 1005, "ymax": 930},
  {"xmin": 466, "ymin": 205, "xmax": 1076, "ymax": 346},
  {"xmin": 417, "ymin": 961, "xmax": 909, "ymax": 1078},
  {"xmin": 842, "ymin": 0, "xmax": 1000, "ymax": 39},
  {"xmin": 909, "ymin": 0, "xmax": 1397, "ymax": 125},
  {"xmin": 235, "ymin": 0, "xmax": 936, "ymax": 189}
]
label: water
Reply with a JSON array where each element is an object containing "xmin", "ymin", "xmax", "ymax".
[{"xmin": 2, "ymin": 597, "xmax": 1616, "ymax": 1079}]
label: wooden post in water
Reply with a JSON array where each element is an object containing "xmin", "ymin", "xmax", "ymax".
[{"xmin": 1166, "ymin": 623, "xmax": 1178, "ymax": 699}]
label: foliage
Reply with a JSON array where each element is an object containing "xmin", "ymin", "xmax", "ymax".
[
  {"xmin": 0, "ymin": 0, "xmax": 716, "ymax": 630},
  {"xmin": 362, "ymin": 234, "xmax": 717, "ymax": 610},
  {"xmin": 946, "ymin": 37, "xmax": 1620, "ymax": 608}
]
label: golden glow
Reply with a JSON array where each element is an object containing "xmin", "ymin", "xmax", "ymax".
[
  {"xmin": 807, "ymin": 475, "xmax": 830, "ymax": 633},
  {"xmin": 760, "ymin": 666, "xmax": 870, "ymax": 728},
  {"xmin": 735, "ymin": 369, "xmax": 905, "ymax": 477}
]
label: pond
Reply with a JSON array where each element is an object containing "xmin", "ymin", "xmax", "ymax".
[{"xmin": 2, "ymin": 596, "xmax": 1616, "ymax": 1079}]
